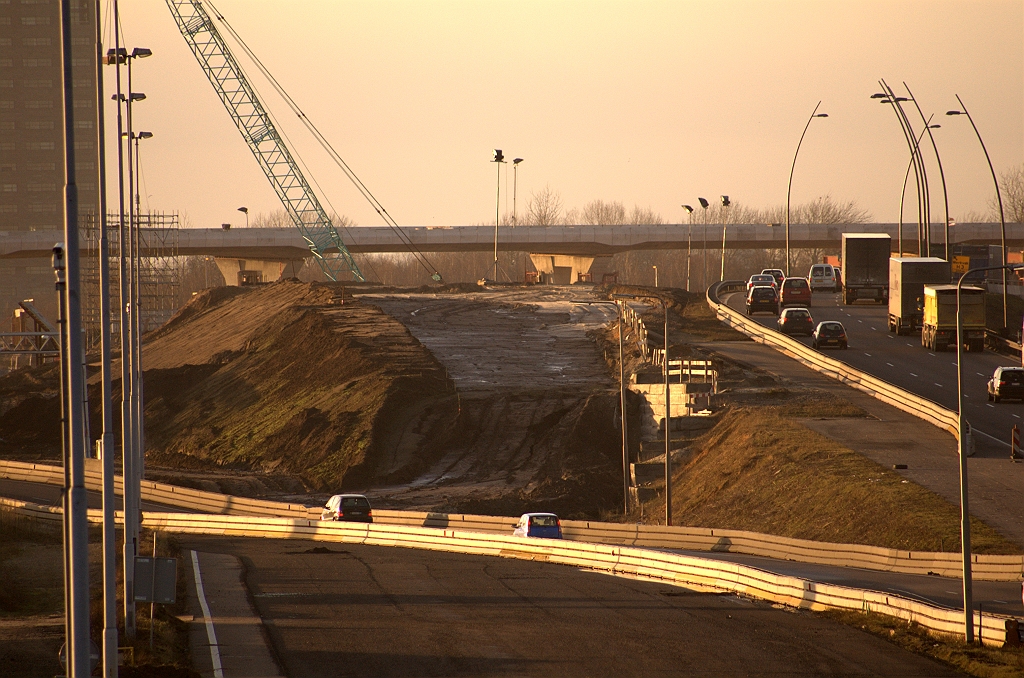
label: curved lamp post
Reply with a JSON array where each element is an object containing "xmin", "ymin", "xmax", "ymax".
[
  {"xmin": 512, "ymin": 158, "xmax": 524, "ymax": 226},
  {"xmin": 786, "ymin": 102, "xmax": 828, "ymax": 277},
  {"xmin": 491, "ymin": 149, "xmax": 505, "ymax": 282},
  {"xmin": 874, "ymin": 83, "xmax": 930, "ymax": 255},
  {"xmin": 948, "ymin": 96, "xmax": 1009, "ymax": 332},
  {"xmin": 904, "ymin": 82, "xmax": 950, "ymax": 260},
  {"xmin": 682, "ymin": 205, "xmax": 694, "ymax": 292},
  {"xmin": 955, "ymin": 263, "xmax": 1024, "ymax": 643}
]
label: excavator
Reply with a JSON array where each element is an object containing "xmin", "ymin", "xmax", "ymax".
[{"xmin": 166, "ymin": 0, "xmax": 442, "ymax": 283}]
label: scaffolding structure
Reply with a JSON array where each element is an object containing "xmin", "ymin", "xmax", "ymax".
[{"xmin": 81, "ymin": 211, "xmax": 181, "ymax": 350}]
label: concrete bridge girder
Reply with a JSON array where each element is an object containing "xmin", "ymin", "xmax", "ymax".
[
  {"xmin": 528, "ymin": 254, "xmax": 613, "ymax": 284},
  {"xmin": 214, "ymin": 257, "xmax": 305, "ymax": 286}
]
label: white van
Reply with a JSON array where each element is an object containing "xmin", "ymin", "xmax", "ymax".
[{"xmin": 807, "ymin": 264, "xmax": 837, "ymax": 292}]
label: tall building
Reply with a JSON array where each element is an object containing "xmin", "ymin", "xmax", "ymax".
[{"xmin": 0, "ymin": 0, "xmax": 100, "ymax": 324}]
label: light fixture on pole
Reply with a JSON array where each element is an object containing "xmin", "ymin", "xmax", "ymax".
[
  {"xmin": 698, "ymin": 198, "xmax": 709, "ymax": 291},
  {"xmin": 955, "ymin": 263, "xmax": 1024, "ymax": 643},
  {"xmin": 947, "ymin": 97, "xmax": 1009, "ymax": 333},
  {"xmin": 491, "ymin": 149, "xmax": 505, "ymax": 282},
  {"xmin": 682, "ymin": 205, "xmax": 694, "ymax": 293},
  {"xmin": 512, "ymin": 158, "xmax": 523, "ymax": 226},
  {"xmin": 786, "ymin": 102, "xmax": 828, "ymax": 277},
  {"xmin": 719, "ymin": 195, "xmax": 730, "ymax": 282},
  {"xmin": 237, "ymin": 206, "xmax": 249, "ymax": 227}
]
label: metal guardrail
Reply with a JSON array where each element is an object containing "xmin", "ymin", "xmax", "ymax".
[
  {"xmin": 707, "ymin": 281, "xmax": 960, "ymax": 438},
  {"xmin": 4, "ymin": 460, "xmax": 1021, "ymax": 581},
  {"xmin": 1, "ymin": 496, "xmax": 1013, "ymax": 647}
]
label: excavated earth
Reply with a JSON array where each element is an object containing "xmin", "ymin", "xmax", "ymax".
[{"xmin": 0, "ymin": 280, "xmax": 628, "ymax": 517}]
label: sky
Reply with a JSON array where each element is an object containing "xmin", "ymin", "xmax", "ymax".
[{"xmin": 108, "ymin": 0, "xmax": 1023, "ymax": 230}]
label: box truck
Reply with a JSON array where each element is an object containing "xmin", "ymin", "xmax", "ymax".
[
  {"xmin": 888, "ymin": 257, "xmax": 951, "ymax": 335},
  {"xmin": 921, "ymin": 284, "xmax": 986, "ymax": 352},
  {"xmin": 841, "ymin": 233, "xmax": 891, "ymax": 304}
]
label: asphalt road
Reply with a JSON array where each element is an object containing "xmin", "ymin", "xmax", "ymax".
[
  {"xmin": 183, "ymin": 535, "xmax": 962, "ymax": 678},
  {"xmin": 723, "ymin": 290, "xmax": 1024, "ymax": 456}
]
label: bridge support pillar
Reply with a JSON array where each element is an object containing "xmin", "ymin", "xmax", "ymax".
[
  {"xmin": 214, "ymin": 257, "xmax": 305, "ymax": 286},
  {"xmin": 529, "ymin": 254, "xmax": 612, "ymax": 284}
]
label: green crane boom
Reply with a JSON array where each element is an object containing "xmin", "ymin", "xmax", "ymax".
[{"xmin": 166, "ymin": 0, "xmax": 364, "ymax": 282}]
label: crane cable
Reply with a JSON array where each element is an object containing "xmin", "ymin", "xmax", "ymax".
[{"xmin": 205, "ymin": 1, "xmax": 442, "ymax": 283}]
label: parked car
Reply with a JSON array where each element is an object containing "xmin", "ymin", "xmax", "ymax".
[
  {"xmin": 808, "ymin": 264, "xmax": 838, "ymax": 292},
  {"xmin": 513, "ymin": 513, "xmax": 563, "ymax": 539},
  {"xmin": 777, "ymin": 307, "xmax": 814, "ymax": 336},
  {"xmin": 812, "ymin": 321, "xmax": 848, "ymax": 350},
  {"xmin": 746, "ymin": 285, "xmax": 780, "ymax": 316},
  {"xmin": 987, "ymin": 367, "xmax": 1024, "ymax": 403},
  {"xmin": 747, "ymin": 273, "xmax": 778, "ymax": 293},
  {"xmin": 780, "ymin": 277, "xmax": 812, "ymax": 308},
  {"xmin": 761, "ymin": 269, "xmax": 785, "ymax": 286},
  {"xmin": 320, "ymin": 494, "xmax": 373, "ymax": 523}
]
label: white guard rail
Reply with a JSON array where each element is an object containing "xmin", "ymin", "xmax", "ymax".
[
  {"xmin": 4, "ymin": 459, "xmax": 1022, "ymax": 581},
  {"xmin": 0, "ymin": 496, "xmax": 1014, "ymax": 648},
  {"xmin": 707, "ymin": 281, "xmax": 959, "ymax": 438}
]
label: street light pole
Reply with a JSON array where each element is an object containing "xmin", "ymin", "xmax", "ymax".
[
  {"xmin": 898, "ymin": 119, "xmax": 939, "ymax": 258},
  {"xmin": 904, "ymin": 82, "xmax": 951, "ymax": 261},
  {"xmin": 947, "ymin": 97, "xmax": 1009, "ymax": 332},
  {"xmin": 719, "ymin": 196, "xmax": 730, "ymax": 282},
  {"xmin": 874, "ymin": 84, "xmax": 929, "ymax": 255},
  {"xmin": 491, "ymin": 150, "xmax": 505, "ymax": 282},
  {"xmin": 955, "ymin": 263, "xmax": 1024, "ymax": 643},
  {"xmin": 682, "ymin": 205, "xmax": 694, "ymax": 293},
  {"xmin": 786, "ymin": 102, "xmax": 828, "ymax": 277},
  {"xmin": 238, "ymin": 206, "xmax": 249, "ymax": 227},
  {"xmin": 663, "ymin": 298, "xmax": 671, "ymax": 526},
  {"xmin": 617, "ymin": 302, "xmax": 628, "ymax": 514},
  {"xmin": 512, "ymin": 158, "xmax": 523, "ymax": 226}
]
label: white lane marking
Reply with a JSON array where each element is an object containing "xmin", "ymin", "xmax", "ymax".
[
  {"xmin": 909, "ymin": 373, "xmax": 918, "ymax": 377},
  {"xmin": 987, "ymin": 404, "xmax": 995, "ymax": 408},
  {"xmin": 191, "ymin": 551, "xmax": 225, "ymax": 678},
  {"xmin": 871, "ymin": 327, "xmax": 877, "ymax": 331},
  {"xmin": 976, "ymin": 373, "xmax": 986, "ymax": 377},
  {"xmin": 928, "ymin": 353, "xmax": 935, "ymax": 357},
  {"xmin": 1014, "ymin": 415, "xmax": 1021, "ymax": 419},
  {"xmin": 934, "ymin": 383, "xmax": 942, "ymax": 388},
  {"xmin": 951, "ymin": 363, "xmax": 958, "ymax": 366},
  {"xmin": 857, "ymin": 319, "xmax": 863, "ymax": 323},
  {"xmin": 907, "ymin": 343, "xmax": 914, "ymax": 347},
  {"xmin": 886, "ymin": 362, "xmax": 894, "ymax": 367},
  {"xmin": 887, "ymin": 334, "xmax": 894, "ymax": 339},
  {"xmin": 973, "ymin": 427, "xmax": 1012, "ymax": 448},
  {"xmin": 864, "ymin": 353, "xmax": 872, "ymax": 357}
]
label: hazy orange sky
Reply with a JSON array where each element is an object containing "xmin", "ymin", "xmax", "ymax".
[{"xmin": 110, "ymin": 0, "xmax": 1023, "ymax": 229}]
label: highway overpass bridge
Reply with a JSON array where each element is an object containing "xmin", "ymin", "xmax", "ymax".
[{"xmin": 3, "ymin": 222, "xmax": 1021, "ymax": 285}]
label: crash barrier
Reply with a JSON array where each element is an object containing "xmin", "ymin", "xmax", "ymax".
[
  {"xmin": 4, "ymin": 459, "xmax": 1022, "ymax": 581},
  {"xmin": 145, "ymin": 510, "xmax": 1023, "ymax": 648},
  {"xmin": 986, "ymin": 330, "xmax": 1023, "ymax": 360},
  {"xmin": 619, "ymin": 301, "xmax": 650, "ymax": 360},
  {"xmin": 3, "ymin": 495, "xmax": 1017, "ymax": 646},
  {"xmin": 707, "ymin": 281, "xmax": 960, "ymax": 438}
]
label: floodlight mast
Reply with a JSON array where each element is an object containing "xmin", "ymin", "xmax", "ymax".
[{"xmin": 166, "ymin": 0, "xmax": 364, "ymax": 282}]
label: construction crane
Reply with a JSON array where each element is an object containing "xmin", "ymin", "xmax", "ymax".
[{"xmin": 167, "ymin": 1, "xmax": 443, "ymax": 283}]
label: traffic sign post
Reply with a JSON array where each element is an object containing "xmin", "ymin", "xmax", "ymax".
[{"xmin": 1012, "ymin": 425, "xmax": 1021, "ymax": 462}]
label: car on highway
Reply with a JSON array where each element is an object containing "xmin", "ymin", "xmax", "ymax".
[
  {"xmin": 320, "ymin": 494, "xmax": 374, "ymax": 523},
  {"xmin": 513, "ymin": 512, "xmax": 563, "ymax": 539},
  {"xmin": 746, "ymin": 285, "xmax": 780, "ymax": 316},
  {"xmin": 747, "ymin": 273, "xmax": 778, "ymax": 293},
  {"xmin": 761, "ymin": 268, "xmax": 785, "ymax": 286},
  {"xmin": 780, "ymin": 277, "xmax": 812, "ymax": 308},
  {"xmin": 807, "ymin": 264, "xmax": 838, "ymax": 292},
  {"xmin": 987, "ymin": 367, "xmax": 1024, "ymax": 403},
  {"xmin": 811, "ymin": 321, "xmax": 848, "ymax": 350},
  {"xmin": 777, "ymin": 307, "xmax": 814, "ymax": 336}
]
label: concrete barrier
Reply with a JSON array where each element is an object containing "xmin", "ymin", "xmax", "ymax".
[{"xmin": 4, "ymin": 459, "xmax": 1021, "ymax": 581}]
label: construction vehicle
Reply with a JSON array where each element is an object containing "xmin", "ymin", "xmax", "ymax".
[
  {"xmin": 166, "ymin": 1, "xmax": 441, "ymax": 283},
  {"xmin": 921, "ymin": 284, "xmax": 986, "ymax": 352},
  {"xmin": 888, "ymin": 257, "xmax": 950, "ymax": 335},
  {"xmin": 841, "ymin": 233, "xmax": 890, "ymax": 304}
]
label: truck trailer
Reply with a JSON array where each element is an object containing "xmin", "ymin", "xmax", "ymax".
[
  {"xmin": 921, "ymin": 284, "xmax": 986, "ymax": 352},
  {"xmin": 841, "ymin": 233, "xmax": 891, "ymax": 304},
  {"xmin": 888, "ymin": 257, "xmax": 951, "ymax": 335}
]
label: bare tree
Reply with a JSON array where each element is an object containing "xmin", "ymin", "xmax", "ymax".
[
  {"xmin": 996, "ymin": 163, "xmax": 1024, "ymax": 223},
  {"xmin": 525, "ymin": 185, "xmax": 564, "ymax": 226}
]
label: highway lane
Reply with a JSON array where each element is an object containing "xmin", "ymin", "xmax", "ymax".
[
  {"xmin": 723, "ymin": 290, "xmax": 1024, "ymax": 456},
  {"xmin": 183, "ymin": 535, "xmax": 960, "ymax": 677}
]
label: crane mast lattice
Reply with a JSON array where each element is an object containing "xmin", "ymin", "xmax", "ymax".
[{"xmin": 166, "ymin": 0, "xmax": 364, "ymax": 282}]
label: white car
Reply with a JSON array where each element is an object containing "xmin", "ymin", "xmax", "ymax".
[
  {"xmin": 512, "ymin": 513, "xmax": 563, "ymax": 539},
  {"xmin": 807, "ymin": 264, "xmax": 837, "ymax": 292}
]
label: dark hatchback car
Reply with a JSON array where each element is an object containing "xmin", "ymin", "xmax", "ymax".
[
  {"xmin": 777, "ymin": 307, "xmax": 814, "ymax": 336},
  {"xmin": 812, "ymin": 321, "xmax": 848, "ymax": 350},
  {"xmin": 746, "ymin": 286, "xmax": 780, "ymax": 316},
  {"xmin": 987, "ymin": 367, "xmax": 1024, "ymax": 403},
  {"xmin": 320, "ymin": 494, "xmax": 373, "ymax": 523}
]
